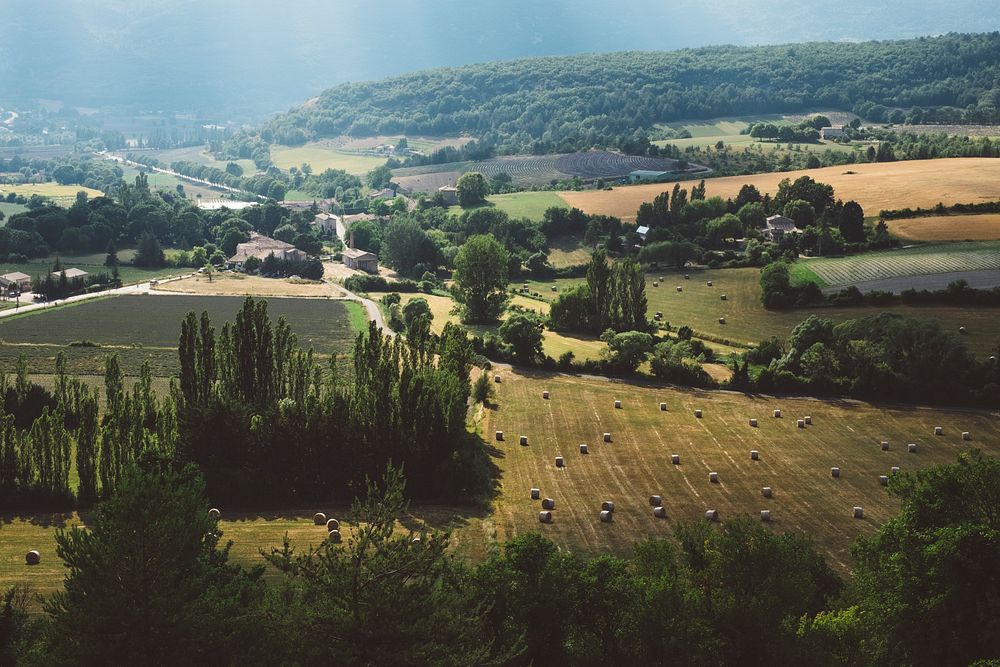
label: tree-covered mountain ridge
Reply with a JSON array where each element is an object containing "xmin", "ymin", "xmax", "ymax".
[{"xmin": 254, "ymin": 33, "xmax": 1000, "ymax": 154}]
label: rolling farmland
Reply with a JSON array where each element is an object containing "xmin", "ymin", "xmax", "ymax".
[{"xmin": 561, "ymin": 158, "xmax": 1000, "ymax": 220}]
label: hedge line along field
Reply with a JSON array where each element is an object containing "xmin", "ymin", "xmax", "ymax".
[
  {"xmin": 483, "ymin": 370, "xmax": 1000, "ymax": 569},
  {"xmin": 0, "ymin": 294, "xmax": 362, "ymax": 375},
  {"xmin": 885, "ymin": 214, "xmax": 1000, "ymax": 242},
  {"xmin": 528, "ymin": 267, "xmax": 1000, "ymax": 357},
  {"xmin": 795, "ymin": 241, "xmax": 1000, "ymax": 287},
  {"xmin": 560, "ymin": 158, "xmax": 1000, "ymax": 220}
]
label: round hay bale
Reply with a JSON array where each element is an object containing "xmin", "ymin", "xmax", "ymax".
[
  {"xmin": 600, "ymin": 510, "xmax": 613, "ymax": 523},
  {"xmin": 659, "ymin": 277, "xmax": 664, "ymax": 282},
  {"xmin": 853, "ymin": 506, "xmax": 864, "ymax": 519},
  {"xmin": 676, "ymin": 286, "xmax": 683, "ymax": 292},
  {"xmin": 411, "ymin": 536, "xmax": 421, "ymax": 544},
  {"xmin": 694, "ymin": 409, "xmax": 703, "ymax": 418},
  {"xmin": 879, "ymin": 475, "xmax": 889, "ymax": 486},
  {"xmin": 718, "ymin": 317, "xmax": 726, "ymax": 325},
  {"xmin": 555, "ymin": 456, "xmax": 564, "ymax": 468},
  {"xmin": 705, "ymin": 509, "xmax": 720, "ymax": 522},
  {"xmin": 653, "ymin": 506, "xmax": 667, "ymax": 518},
  {"xmin": 773, "ymin": 409, "xmax": 781, "ymax": 418},
  {"xmin": 934, "ymin": 426, "xmax": 943, "ymax": 435},
  {"xmin": 539, "ymin": 510, "xmax": 553, "ymax": 523},
  {"xmin": 707, "ymin": 280, "xmax": 713, "ymax": 287},
  {"xmin": 208, "ymin": 508, "xmax": 221, "ymax": 520},
  {"xmin": 494, "ymin": 374, "xmax": 502, "ymax": 383},
  {"xmin": 891, "ymin": 466, "xmax": 900, "ymax": 475},
  {"xmin": 880, "ymin": 441, "xmax": 890, "ymax": 451},
  {"xmin": 601, "ymin": 501, "xmax": 615, "ymax": 512},
  {"xmin": 804, "ymin": 416, "xmax": 812, "ymax": 425},
  {"xmin": 959, "ymin": 326, "xmax": 967, "ymax": 334},
  {"xmin": 531, "ymin": 488, "xmax": 540, "ymax": 500},
  {"xmin": 614, "ymin": 399, "xmax": 622, "ymax": 409},
  {"xmin": 654, "ymin": 311, "xmax": 663, "ymax": 320},
  {"xmin": 760, "ymin": 510, "xmax": 771, "ymax": 522},
  {"xmin": 542, "ymin": 498, "xmax": 555, "ymax": 510},
  {"xmin": 313, "ymin": 512, "xmax": 327, "ymax": 525},
  {"xmin": 762, "ymin": 486, "xmax": 773, "ymax": 498},
  {"xmin": 519, "ymin": 435, "xmax": 529, "ymax": 446},
  {"xmin": 542, "ymin": 390, "xmax": 550, "ymax": 399},
  {"xmin": 907, "ymin": 443, "xmax": 917, "ymax": 453},
  {"xmin": 671, "ymin": 454, "xmax": 681, "ymax": 465},
  {"xmin": 660, "ymin": 402, "xmax": 668, "ymax": 411},
  {"xmin": 797, "ymin": 419, "xmax": 805, "ymax": 428},
  {"xmin": 720, "ymin": 294, "xmax": 728, "ymax": 301},
  {"xmin": 649, "ymin": 494, "xmax": 662, "ymax": 506},
  {"xmin": 749, "ymin": 418, "xmax": 758, "ymax": 427},
  {"xmin": 831, "ymin": 467, "xmax": 841, "ymax": 478},
  {"xmin": 326, "ymin": 518, "xmax": 340, "ymax": 532},
  {"xmin": 963, "ymin": 431, "xmax": 972, "ymax": 441},
  {"xmin": 551, "ymin": 285, "xmax": 557, "ymax": 292},
  {"xmin": 652, "ymin": 281, "xmax": 659, "ymax": 287},
  {"xmin": 603, "ymin": 432, "xmax": 612, "ymax": 443},
  {"xmin": 684, "ymin": 274, "xmax": 690, "ymax": 280},
  {"xmin": 25, "ymin": 550, "xmax": 40, "ymax": 566},
  {"xmin": 579, "ymin": 443, "xmax": 588, "ymax": 454},
  {"xmin": 328, "ymin": 529, "xmax": 342, "ymax": 544},
  {"xmin": 709, "ymin": 471, "xmax": 719, "ymax": 483},
  {"xmin": 750, "ymin": 450, "xmax": 759, "ymax": 461},
  {"xmin": 495, "ymin": 430, "xmax": 504, "ymax": 441}
]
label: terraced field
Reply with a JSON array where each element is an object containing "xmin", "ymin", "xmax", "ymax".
[{"xmin": 797, "ymin": 242, "xmax": 1000, "ymax": 287}]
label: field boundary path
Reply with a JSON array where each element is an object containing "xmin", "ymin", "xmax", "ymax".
[{"xmin": 338, "ymin": 284, "xmax": 394, "ymax": 336}]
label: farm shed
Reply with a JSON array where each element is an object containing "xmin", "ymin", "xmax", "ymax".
[
  {"xmin": 820, "ymin": 127, "xmax": 846, "ymax": 139},
  {"xmin": 627, "ymin": 169, "xmax": 671, "ymax": 183},
  {"xmin": 437, "ymin": 185, "xmax": 459, "ymax": 206},
  {"xmin": 51, "ymin": 267, "xmax": 88, "ymax": 281},
  {"xmin": 343, "ymin": 247, "xmax": 379, "ymax": 273}
]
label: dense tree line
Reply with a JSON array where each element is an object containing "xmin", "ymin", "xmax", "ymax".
[
  {"xmin": 549, "ymin": 249, "xmax": 648, "ymax": 334},
  {"xmin": 251, "ymin": 34, "xmax": 1000, "ymax": 155},
  {"xmin": 5, "ymin": 450, "xmax": 997, "ymax": 666}
]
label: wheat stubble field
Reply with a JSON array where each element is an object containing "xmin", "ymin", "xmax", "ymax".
[{"xmin": 560, "ymin": 158, "xmax": 1000, "ymax": 220}]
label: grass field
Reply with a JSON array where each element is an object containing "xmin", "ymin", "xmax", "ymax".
[
  {"xmin": 0, "ymin": 294, "xmax": 361, "ymax": 376},
  {"xmin": 793, "ymin": 242, "xmax": 1000, "ymax": 287},
  {"xmin": 448, "ymin": 191, "xmax": 569, "ymax": 221},
  {"xmin": 139, "ymin": 147, "xmax": 257, "ymax": 178},
  {"xmin": 368, "ymin": 291, "xmax": 607, "ymax": 361},
  {"xmin": 271, "ymin": 141, "xmax": 387, "ymax": 175},
  {"xmin": 546, "ymin": 235, "xmax": 592, "ymax": 268},
  {"xmin": 561, "ymin": 158, "xmax": 1000, "ymax": 221},
  {"xmin": 886, "ymin": 214, "xmax": 1000, "ymax": 242},
  {"xmin": 0, "ymin": 184, "xmax": 103, "ymax": 205},
  {"xmin": 528, "ymin": 267, "xmax": 1000, "ymax": 357},
  {"xmin": 653, "ymin": 114, "xmax": 860, "ymax": 155},
  {"xmin": 0, "ymin": 201, "xmax": 27, "ymax": 218}
]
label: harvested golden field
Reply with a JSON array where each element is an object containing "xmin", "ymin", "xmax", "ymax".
[
  {"xmin": 483, "ymin": 371, "xmax": 1000, "ymax": 570},
  {"xmin": 885, "ymin": 214, "xmax": 1000, "ymax": 242},
  {"xmin": 560, "ymin": 158, "xmax": 1000, "ymax": 220}
]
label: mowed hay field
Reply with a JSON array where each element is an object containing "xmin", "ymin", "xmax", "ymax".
[
  {"xmin": 529, "ymin": 267, "xmax": 1000, "ymax": 357},
  {"xmin": 886, "ymin": 214, "xmax": 1000, "ymax": 242},
  {"xmin": 561, "ymin": 158, "xmax": 1000, "ymax": 220},
  {"xmin": 484, "ymin": 371, "xmax": 1000, "ymax": 569},
  {"xmin": 0, "ymin": 184, "xmax": 104, "ymax": 205},
  {"xmin": 270, "ymin": 142, "xmax": 387, "ymax": 175}
]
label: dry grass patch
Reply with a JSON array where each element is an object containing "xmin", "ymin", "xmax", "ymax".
[
  {"xmin": 885, "ymin": 214, "xmax": 1000, "ymax": 242},
  {"xmin": 153, "ymin": 273, "xmax": 345, "ymax": 298},
  {"xmin": 561, "ymin": 158, "xmax": 1000, "ymax": 220}
]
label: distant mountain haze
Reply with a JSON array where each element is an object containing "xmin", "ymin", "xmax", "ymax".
[{"xmin": 1, "ymin": 0, "xmax": 997, "ymax": 117}]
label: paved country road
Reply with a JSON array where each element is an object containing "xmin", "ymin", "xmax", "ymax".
[{"xmin": 338, "ymin": 284, "xmax": 394, "ymax": 336}]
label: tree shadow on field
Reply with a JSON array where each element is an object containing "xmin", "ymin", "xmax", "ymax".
[{"xmin": 0, "ymin": 509, "xmax": 84, "ymax": 529}]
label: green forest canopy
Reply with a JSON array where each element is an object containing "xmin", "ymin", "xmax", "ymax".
[{"xmin": 250, "ymin": 33, "xmax": 1000, "ymax": 154}]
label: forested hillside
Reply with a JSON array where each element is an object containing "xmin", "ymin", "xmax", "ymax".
[{"xmin": 251, "ymin": 33, "xmax": 1000, "ymax": 155}]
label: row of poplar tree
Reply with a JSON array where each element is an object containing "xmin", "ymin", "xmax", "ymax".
[{"xmin": 0, "ymin": 297, "xmax": 480, "ymax": 507}]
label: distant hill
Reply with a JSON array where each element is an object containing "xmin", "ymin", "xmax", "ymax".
[{"xmin": 254, "ymin": 33, "xmax": 1000, "ymax": 155}]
